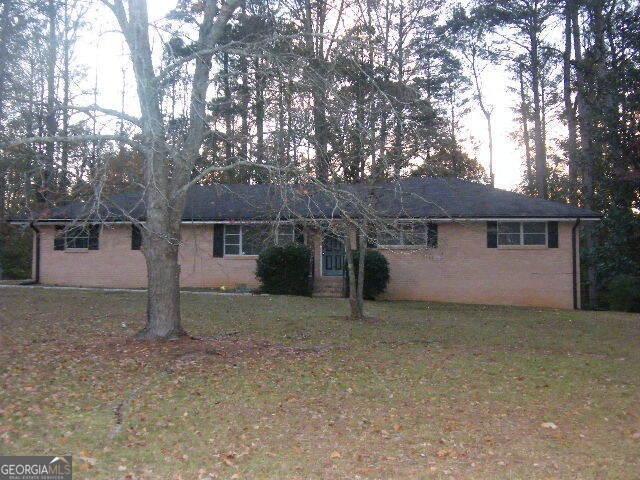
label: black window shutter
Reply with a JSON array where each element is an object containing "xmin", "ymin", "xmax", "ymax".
[
  {"xmin": 427, "ymin": 223, "xmax": 438, "ymax": 248},
  {"xmin": 88, "ymin": 225, "xmax": 100, "ymax": 250},
  {"xmin": 213, "ymin": 224, "xmax": 224, "ymax": 257},
  {"xmin": 54, "ymin": 226, "xmax": 65, "ymax": 250},
  {"xmin": 294, "ymin": 224, "xmax": 305, "ymax": 243},
  {"xmin": 487, "ymin": 221, "xmax": 498, "ymax": 248},
  {"xmin": 131, "ymin": 224, "xmax": 142, "ymax": 250},
  {"xmin": 547, "ymin": 221, "xmax": 559, "ymax": 248}
]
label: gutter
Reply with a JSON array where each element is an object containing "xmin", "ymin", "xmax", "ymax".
[
  {"xmin": 572, "ymin": 218, "xmax": 581, "ymax": 310},
  {"xmin": 22, "ymin": 222, "xmax": 40, "ymax": 285},
  {"xmin": 10, "ymin": 216, "xmax": 602, "ymax": 226}
]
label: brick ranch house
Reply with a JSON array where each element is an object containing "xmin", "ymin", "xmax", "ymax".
[{"xmin": 11, "ymin": 178, "xmax": 599, "ymax": 309}]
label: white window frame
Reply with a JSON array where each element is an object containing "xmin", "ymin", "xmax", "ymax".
[
  {"xmin": 224, "ymin": 223, "xmax": 295, "ymax": 256},
  {"xmin": 376, "ymin": 222, "xmax": 430, "ymax": 247},
  {"xmin": 497, "ymin": 221, "xmax": 548, "ymax": 247}
]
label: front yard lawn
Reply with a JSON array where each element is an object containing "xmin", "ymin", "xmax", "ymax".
[{"xmin": 1, "ymin": 287, "xmax": 639, "ymax": 479}]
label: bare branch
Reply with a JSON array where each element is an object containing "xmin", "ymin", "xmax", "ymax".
[
  {"xmin": 176, "ymin": 160, "xmax": 287, "ymax": 196},
  {"xmin": 65, "ymin": 104, "xmax": 142, "ymax": 126},
  {"xmin": 1, "ymin": 134, "xmax": 140, "ymax": 150}
]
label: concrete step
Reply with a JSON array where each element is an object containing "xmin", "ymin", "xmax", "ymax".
[
  {"xmin": 313, "ymin": 279, "xmax": 344, "ymax": 297},
  {"xmin": 314, "ymin": 291, "xmax": 343, "ymax": 298}
]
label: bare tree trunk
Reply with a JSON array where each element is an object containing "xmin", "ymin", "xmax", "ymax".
[
  {"xmin": 571, "ymin": 3, "xmax": 598, "ymax": 307},
  {"xmin": 517, "ymin": 64, "xmax": 534, "ymax": 192},
  {"xmin": 303, "ymin": 0, "xmax": 329, "ymax": 182},
  {"xmin": 254, "ymin": 57, "xmax": 265, "ymax": 167},
  {"xmin": 0, "ymin": 1, "xmax": 11, "ymax": 221},
  {"xmin": 138, "ymin": 210, "xmax": 184, "ymax": 339},
  {"xmin": 374, "ymin": 0, "xmax": 391, "ymax": 179},
  {"xmin": 222, "ymin": 52, "xmax": 234, "ymax": 170},
  {"xmin": 60, "ymin": 0, "xmax": 71, "ymax": 193},
  {"xmin": 344, "ymin": 228, "xmax": 364, "ymax": 321},
  {"xmin": 563, "ymin": 0, "xmax": 578, "ymax": 204},
  {"xmin": 239, "ymin": 51, "xmax": 249, "ymax": 182},
  {"xmin": 355, "ymin": 228, "xmax": 366, "ymax": 318},
  {"xmin": 529, "ymin": 28, "xmax": 547, "ymax": 199},
  {"xmin": 43, "ymin": 0, "xmax": 58, "ymax": 203},
  {"xmin": 392, "ymin": 0, "xmax": 405, "ymax": 177},
  {"xmin": 107, "ymin": 0, "xmax": 240, "ymax": 339}
]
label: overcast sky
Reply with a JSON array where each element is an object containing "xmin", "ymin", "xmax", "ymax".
[{"xmin": 77, "ymin": 1, "xmax": 524, "ymax": 191}]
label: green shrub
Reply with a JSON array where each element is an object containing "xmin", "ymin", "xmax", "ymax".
[
  {"xmin": 603, "ymin": 274, "xmax": 640, "ymax": 312},
  {"xmin": 349, "ymin": 249, "xmax": 390, "ymax": 300},
  {"xmin": 256, "ymin": 243, "xmax": 312, "ymax": 296}
]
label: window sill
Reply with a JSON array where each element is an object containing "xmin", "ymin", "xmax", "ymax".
[
  {"xmin": 376, "ymin": 245, "xmax": 434, "ymax": 251},
  {"xmin": 221, "ymin": 254, "xmax": 259, "ymax": 259},
  {"xmin": 497, "ymin": 245, "xmax": 547, "ymax": 250},
  {"xmin": 64, "ymin": 248, "xmax": 90, "ymax": 253}
]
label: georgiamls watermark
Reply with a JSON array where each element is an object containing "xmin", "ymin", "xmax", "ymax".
[{"xmin": 0, "ymin": 456, "xmax": 72, "ymax": 480}]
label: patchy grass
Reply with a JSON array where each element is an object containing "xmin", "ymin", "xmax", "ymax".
[{"xmin": 0, "ymin": 287, "xmax": 639, "ymax": 479}]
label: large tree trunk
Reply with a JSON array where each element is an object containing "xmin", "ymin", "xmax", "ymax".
[
  {"xmin": 114, "ymin": 0, "xmax": 240, "ymax": 339},
  {"xmin": 138, "ymin": 210, "xmax": 184, "ymax": 340}
]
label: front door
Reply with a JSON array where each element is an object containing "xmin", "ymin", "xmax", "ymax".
[{"xmin": 322, "ymin": 234, "xmax": 344, "ymax": 276}]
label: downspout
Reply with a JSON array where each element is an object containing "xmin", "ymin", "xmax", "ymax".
[
  {"xmin": 572, "ymin": 218, "xmax": 581, "ymax": 310},
  {"xmin": 26, "ymin": 222, "xmax": 40, "ymax": 284}
]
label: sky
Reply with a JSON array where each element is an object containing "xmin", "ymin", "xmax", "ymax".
[{"xmin": 77, "ymin": 0, "xmax": 524, "ymax": 191}]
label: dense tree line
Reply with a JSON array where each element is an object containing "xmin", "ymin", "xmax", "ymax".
[
  {"xmin": 460, "ymin": 0, "xmax": 640, "ymax": 307},
  {"xmin": 0, "ymin": 0, "xmax": 638, "ymax": 311}
]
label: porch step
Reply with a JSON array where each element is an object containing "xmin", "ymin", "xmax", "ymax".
[{"xmin": 313, "ymin": 278, "xmax": 344, "ymax": 298}]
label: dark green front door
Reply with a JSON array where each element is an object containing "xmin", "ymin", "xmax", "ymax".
[{"xmin": 322, "ymin": 235, "xmax": 344, "ymax": 276}]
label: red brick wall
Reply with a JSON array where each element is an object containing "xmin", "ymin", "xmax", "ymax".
[
  {"xmin": 38, "ymin": 224, "xmax": 259, "ymax": 290},
  {"xmin": 378, "ymin": 222, "xmax": 577, "ymax": 309}
]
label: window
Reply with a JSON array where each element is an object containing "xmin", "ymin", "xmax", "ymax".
[
  {"xmin": 497, "ymin": 221, "xmax": 547, "ymax": 246},
  {"xmin": 223, "ymin": 224, "xmax": 295, "ymax": 256},
  {"xmin": 54, "ymin": 225, "xmax": 99, "ymax": 250},
  {"xmin": 224, "ymin": 225, "xmax": 241, "ymax": 255},
  {"xmin": 377, "ymin": 222, "xmax": 437, "ymax": 247},
  {"xmin": 276, "ymin": 224, "xmax": 295, "ymax": 245},
  {"xmin": 65, "ymin": 226, "xmax": 90, "ymax": 249},
  {"xmin": 242, "ymin": 225, "xmax": 270, "ymax": 255}
]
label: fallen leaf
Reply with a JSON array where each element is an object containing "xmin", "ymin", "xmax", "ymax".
[
  {"xmin": 436, "ymin": 449, "xmax": 451, "ymax": 458},
  {"xmin": 541, "ymin": 422, "xmax": 558, "ymax": 430},
  {"xmin": 330, "ymin": 451, "xmax": 341, "ymax": 459}
]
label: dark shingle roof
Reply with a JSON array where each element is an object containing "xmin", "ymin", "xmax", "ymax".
[{"xmin": 15, "ymin": 177, "xmax": 600, "ymax": 222}]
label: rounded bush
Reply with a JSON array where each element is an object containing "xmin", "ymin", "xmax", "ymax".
[
  {"xmin": 350, "ymin": 249, "xmax": 390, "ymax": 300},
  {"xmin": 603, "ymin": 274, "xmax": 640, "ymax": 312},
  {"xmin": 256, "ymin": 243, "xmax": 312, "ymax": 296}
]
